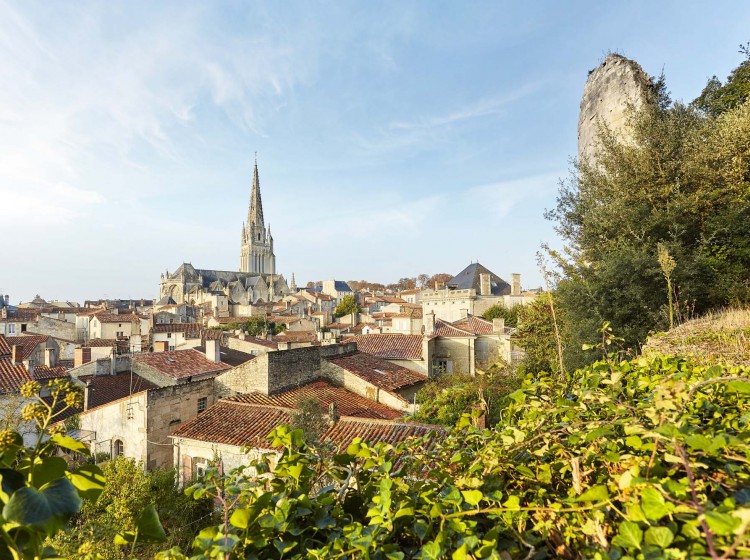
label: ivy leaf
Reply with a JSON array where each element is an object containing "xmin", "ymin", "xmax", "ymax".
[
  {"xmin": 67, "ymin": 464, "xmax": 105, "ymax": 502},
  {"xmin": 32, "ymin": 457, "xmax": 68, "ymax": 490},
  {"xmin": 704, "ymin": 511, "xmax": 741, "ymax": 536},
  {"xmin": 3, "ymin": 478, "xmax": 81, "ymax": 532},
  {"xmin": 115, "ymin": 505, "xmax": 167, "ymax": 545},
  {"xmin": 49, "ymin": 434, "xmax": 89, "ymax": 455},
  {"xmin": 421, "ymin": 541, "xmax": 441, "ymax": 560},
  {"xmin": 640, "ymin": 487, "xmax": 671, "ymax": 521},
  {"xmin": 461, "ymin": 490, "xmax": 483, "ymax": 507},
  {"xmin": 727, "ymin": 380, "xmax": 750, "ymax": 394},
  {"xmin": 574, "ymin": 485, "xmax": 608, "ymax": 503},
  {"xmin": 612, "ymin": 521, "xmax": 642, "ymax": 550},
  {"xmin": 644, "ymin": 526, "xmax": 674, "ymax": 548}
]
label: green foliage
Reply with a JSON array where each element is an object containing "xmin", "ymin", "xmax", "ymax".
[
  {"xmin": 0, "ymin": 380, "xmax": 114, "ymax": 559},
  {"xmin": 693, "ymin": 43, "xmax": 750, "ymax": 116},
  {"xmin": 549, "ymin": 53, "xmax": 750, "ymax": 354},
  {"xmin": 50, "ymin": 458, "xmax": 211, "ymax": 559},
  {"xmin": 160, "ymin": 357, "xmax": 750, "ymax": 558},
  {"xmin": 481, "ymin": 304, "xmax": 518, "ymax": 327},
  {"xmin": 291, "ymin": 397, "xmax": 329, "ymax": 447},
  {"xmin": 414, "ymin": 367, "xmax": 521, "ymax": 427},
  {"xmin": 514, "ymin": 293, "xmax": 564, "ymax": 374},
  {"xmin": 334, "ymin": 295, "xmax": 359, "ymax": 318},
  {"xmin": 214, "ymin": 315, "xmax": 285, "ymax": 335}
]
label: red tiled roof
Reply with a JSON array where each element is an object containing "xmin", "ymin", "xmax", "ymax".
[
  {"xmin": 173, "ymin": 400, "xmax": 441, "ymax": 451},
  {"xmin": 0, "ymin": 335, "xmax": 10, "ymax": 356},
  {"xmin": 78, "ymin": 373, "xmax": 158, "ymax": 409},
  {"xmin": 226, "ymin": 380, "xmax": 402, "ymax": 420},
  {"xmin": 348, "ymin": 334, "xmax": 423, "ymax": 360},
  {"xmin": 133, "ymin": 349, "xmax": 231, "ymax": 380},
  {"xmin": 230, "ymin": 335, "xmax": 277, "ymax": 349},
  {"xmin": 432, "ymin": 319, "xmax": 474, "ymax": 338},
  {"xmin": 5, "ymin": 335, "xmax": 49, "ymax": 361},
  {"xmin": 325, "ymin": 352, "xmax": 427, "ymax": 394},
  {"xmin": 152, "ymin": 323, "xmax": 202, "ymax": 336},
  {"xmin": 94, "ymin": 313, "xmax": 139, "ymax": 324},
  {"xmin": 452, "ymin": 315, "xmax": 495, "ymax": 335},
  {"xmin": 33, "ymin": 365, "xmax": 69, "ymax": 380},
  {"xmin": 86, "ymin": 339, "xmax": 117, "ymax": 348},
  {"xmin": 275, "ymin": 330, "xmax": 318, "ymax": 344},
  {"xmin": 0, "ymin": 357, "xmax": 32, "ymax": 393}
]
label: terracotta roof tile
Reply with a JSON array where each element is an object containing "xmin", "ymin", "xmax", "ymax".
[
  {"xmin": 452, "ymin": 315, "xmax": 495, "ymax": 335},
  {"xmin": 432, "ymin": 319, "xmax": 474, "ymax": 338},
  {"xmin": 348, "ymin": 334, "xmax": 423, "ymax": 360},
  {"xmin": 5, "ymin": 335, "xmax": 49, "ymax": 361},
  {"xmin": 226, "ymin": 380, "xmax": 402, "ymax": 420},
  {"xmin": 133, "ymin": 349, "xmax": 231, "ymax": 380},
  {"xmin": 0, "ymin": 336, "xmax": 10, "ymax": 356},
  {"xmin": 78, "ymin": 373, "xmax": 158, "ymax": 409},
  {"xmin": 152, "ymin": 323, "xmax": 203, "ymax": 336},
  {"xmin": 33, "ymin": 365, "xmax": 68, "ymax": 380},
  {"xmin": 230, "ymin": 335, "xmax": 277, "ymax": 349},
  {"xmin": 0, "ymin": 357, "xmax": 32, "ymax": 393},
  {"xmin": 325, "ymin": 352, "xmax": 426, "ymax": 394},
  {"xmin": 94, "ymin": 313, "xmax": 139, "ymax": 324},
  {"xmin": 173, "ymin": 401, "xmax": 441, "ymax": 451},
  {"xmin": 275, "ymin": 330, "xmax": 318, "ymax": 344}
]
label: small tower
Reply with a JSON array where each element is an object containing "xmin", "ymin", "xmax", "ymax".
[{"xmin": 290, "ymin": 273, "xmax": 297, "ymax": 292}]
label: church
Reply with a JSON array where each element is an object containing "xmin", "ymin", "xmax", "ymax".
[{"xmin": 158, "ymin": 160, "xmax": 290, "ymax": 317}]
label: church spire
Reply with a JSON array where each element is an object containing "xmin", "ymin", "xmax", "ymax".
[{"xmin": 247, "ymin": 155, "xmax": 264, "ymax": 228}]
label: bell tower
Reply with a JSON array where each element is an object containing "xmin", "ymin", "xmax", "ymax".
[{"xmin": 240, "ymin": 157, "xmax": 276, "ymax": 275}]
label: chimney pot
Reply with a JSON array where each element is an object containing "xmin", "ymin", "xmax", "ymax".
[
  {"xmin": 11, "ymin": 345, "xmax": 19, "ymax": 364},
  {"xmin": 511, "ymin": 273, "xmax": 521, "ymax": 297},
  {"xmin": 204, "ymin": 339, "xmax": 220, "ymax": 364}
]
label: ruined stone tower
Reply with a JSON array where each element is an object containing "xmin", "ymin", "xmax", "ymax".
[{"xmin": 578, "ymin": 54, "xmax": 654, "ymax": 165}]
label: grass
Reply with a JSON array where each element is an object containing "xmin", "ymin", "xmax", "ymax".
[{"xmin": 642, "ymin": 307, "xmax": 750, "ymax": 366}]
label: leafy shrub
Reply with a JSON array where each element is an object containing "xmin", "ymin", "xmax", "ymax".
[{"xmin": 159, "ymin": 355, "xmax": 750, "ymax": 558}]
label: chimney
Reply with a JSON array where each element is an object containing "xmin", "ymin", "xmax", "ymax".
[
  {"xmin": 423, "ymin": 310, "xmax": 435, "ymax": 336},
  {"xmin": 24, "ymin": 359, "xmax": 34, "ymax": 377},
  {"xmin": 492, "ymin": 318, "xmax": 505, "ymax": 333},
  {"xmin": 511, "ymin": 273, "xmax": 521, "ymax": 297},
  {"xmin": 1, "ymin": 309, "xmax": 6, "ymax": 319},
  {"xmin": 83, "ymin": 381, "xmax": 91, "ymax": 412},
  {"xmin": 328, "ymin": 402, "xmax": 339, "ymax": 425},
  {"xmin": 11, "ymin": 345, "xmax": 20, "ymax": 365},
  {"xmin": 204, "ymin": 339, "xmax": 220, "ymax": 364},
  {"xmin": 479, "ymin": 273, "xmax": 491, "ymax": 296},
  {"xmin": 238, "ymin": 333, "xmax": 246, "ymax": 341},
  {"xmin": 3, "ymin": 295, "xmax": 8, "ymax": 307},
  {"xmin": 75, "ymin": 347, "xmax": 92, "ymax": 367},
  {"xmin": 44, "ymin": 348, "xmax": 56, "ymax": 367}
]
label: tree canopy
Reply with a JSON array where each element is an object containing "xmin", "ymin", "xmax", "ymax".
[{"xmin": 334, "ymin": 295, "xmax": 359, "ymax": 318}]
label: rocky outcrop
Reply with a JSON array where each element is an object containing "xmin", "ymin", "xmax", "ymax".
[{"xmin": 578, "ymin": 54, "xmax": 654, "ymax": 165}]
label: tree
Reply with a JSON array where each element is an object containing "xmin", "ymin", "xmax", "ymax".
[
  {"xmin": 397, "ymin": 277, "xmax": 417, "ymax": 290},
  {"xmin": 693, "ymin": 42, "xmax": 750, "ymax": 116},
  {"xmin": 291, "ymin": 397, "xmax": 328, "ymax": 447},
  {"xmin": 417, "ymin": 274, "xmax": 430, "ymax": 289},
  {"xmin": 548, "ymin": 53, "xmax": 750, "ymax": 353},
  {"xmin": 429, "ymin": 273, "xmax": 453, "ymax": 289},
  {"xmin": 513, "ymin": 293, "xmax": 562, "ymax": 375},
  {"xmin": 481, "ymin": 303, "xmax": 519, "ymax": 327},
  {"xmin": 333, "ymin": 295, "xmax": 359, "ymax": 318}
]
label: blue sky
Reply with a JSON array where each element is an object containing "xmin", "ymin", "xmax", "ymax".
[{"xmin": 1, "ymin": 1, "xmax": 749, "ymax": 303}]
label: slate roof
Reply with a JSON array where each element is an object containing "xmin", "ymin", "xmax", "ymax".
[
  {"xmin": 133, "ymin": 350, "xmax": 231, "ymax": 380},
  {"xmin": 156, "ymin": 295, "xmax": 177, "ymax": 306},
  {"xmin": 172, "ymin": 400, "xmax": 440, "ymax": 451},
  {"xmin": 447, "ymin": 262, "xmax": 511, "ymax": 296},
  {"xmin": 334, "ymin": 281, "xmax": 352, "ymax": 293},
  {"xmin": 348, "ymin": 334, "xmax": 423, "ymax": 360},
  {"xmin": 325, "ymin": 352, "xmax": 427, "ymax": 395},
  {"xmin": 227, "ymin": 380, "xmax": 402, "ymax": 420}
]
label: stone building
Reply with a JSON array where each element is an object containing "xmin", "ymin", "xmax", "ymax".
[{"xmin": 159, "ymin": 160, "xmax": 289, "ymax": 315}]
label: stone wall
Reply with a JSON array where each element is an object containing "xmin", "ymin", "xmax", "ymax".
[
  {"xmin": 78, "ymin": 392, "xmax": 149, "ymax": 464},
  {"xmin": 578, "ymin": 53, "xmax": 654, "ymax": 165},
  {"xmin": 31, "ymin": 316, "xmax": 77, "ymax": 342},
  {"xmin": 146, "ymin": 380, "xmax": 217, "ymax": 470},
  {"xmin": 433, "ymin": 337, "xmax": 475, "ymax": 375}
]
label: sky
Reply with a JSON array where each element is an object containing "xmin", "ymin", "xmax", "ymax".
[{"xmin": 1, "ymin": 1, "xmax": 749, "ymax": 303}]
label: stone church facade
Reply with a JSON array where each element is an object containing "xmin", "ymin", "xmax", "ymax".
[{"xmin": 159, "ymin": 160, "xmax": 289, "ymax": 316}]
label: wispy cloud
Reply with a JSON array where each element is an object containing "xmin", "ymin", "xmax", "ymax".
[{"xmin": 465, "ymin": 171, "xmax": 561, "ymax": 219}]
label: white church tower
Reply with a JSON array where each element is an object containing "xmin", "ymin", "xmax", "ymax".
[{"xmin": 240, "ymin": 159, "xmax": 276, "ymax": 274}]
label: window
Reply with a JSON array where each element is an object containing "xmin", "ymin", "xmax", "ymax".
[
  {"xmin": 434, "ymin": 359, "xmax": 452, "ymax": 375},
  {"xmin": 20, "ymin": 324, "xmax": 26, "ymax": 332},
  {"xmin": 114, "ymin": 439, "xmax": 124, "ymax": 457},
  {"xmin": 167, "ymin": 333, "xmax": 172, "ymax": 338},
  {"xmin": 197, "ymin": 397, "xmax": 208, "ymax": 414},
  {"xmin": 7, "ymin": 324, "xmax": 15, "ymax": 334}
]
